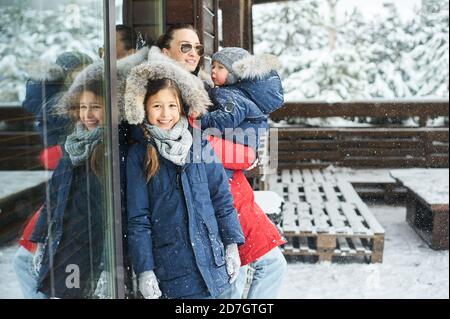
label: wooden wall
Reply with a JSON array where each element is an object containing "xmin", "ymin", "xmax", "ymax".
[{"xmin": 126, "ymin": 0, "xmax": 219, "ymax": 68}]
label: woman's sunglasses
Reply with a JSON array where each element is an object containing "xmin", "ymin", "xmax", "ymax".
[{"xmin": 179, "ymin": 43, "xmax": 205, "ymax": 56}]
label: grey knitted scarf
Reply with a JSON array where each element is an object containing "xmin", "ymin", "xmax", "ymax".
[
  {"xmin": 143, "ymin": 117, "xmax": 192, "ymax": 166},
  {"xmin": 65, "ymin": 122, "xmax": 103, "ymax": 166}
]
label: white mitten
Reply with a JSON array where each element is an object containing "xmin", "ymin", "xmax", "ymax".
[
  {"xmin": 94, "ymin": 271, "xmax": 111, "ymax": 299},
  {"xmin": 225, "ymin": 243, "xmax": 241, "ymax": 284},
  {"xmin": 138, "ymin": 270, "xmax": 162, "ymax": 299}
]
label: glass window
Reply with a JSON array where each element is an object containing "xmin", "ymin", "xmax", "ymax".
[{"xmin": 0, "ymin": 0, "xmax": 120, "ymax": 299}]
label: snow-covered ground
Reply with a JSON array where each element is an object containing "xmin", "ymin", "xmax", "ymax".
[
  {"xmin": 0, "ymin": 203, "xmax": 448, "ymax": 299},
  {"xmin": 0, "ymin": 245, "xmax": 22, "ymax": 299},
  {"xmin": 279, "ymin": 203, "xmax": 449, "ymax": 299}
]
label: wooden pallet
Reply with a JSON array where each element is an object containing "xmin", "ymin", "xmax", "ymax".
[{"xmin": 267, "ymin": 169, "xmax": 385, "ymax": 263}]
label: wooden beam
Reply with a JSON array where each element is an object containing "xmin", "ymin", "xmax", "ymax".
[
  {"xmin": 271, "ymin": 101, "xmax": 450, "ymax": 121},
  {"xmin": 220, "ymin": 0, "xmax": 253, "ymax": 51}
]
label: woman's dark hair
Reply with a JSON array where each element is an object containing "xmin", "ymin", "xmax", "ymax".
[
  {"xmin": 156, "ymin": 24, "xmax": 199, "ymax": 50},
  {"xmin": 142, "ymin": 78, "xmax": 185, "ymax": 182}
]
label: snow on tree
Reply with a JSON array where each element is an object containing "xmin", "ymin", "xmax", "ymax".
[
  {"xmin": 360, "ymin": 3, "xmax": 417, "ymax": 99},
  {"xmin": 410, "ymin": 0, "xmax": 449, "ymax": 98},
  {"xmin": 253, "ymin": 0, "xmax": 449, "ymax": 102},
  {"xmin": 0, "ymin": 0, "xmax": 102, "ymax": 102}
]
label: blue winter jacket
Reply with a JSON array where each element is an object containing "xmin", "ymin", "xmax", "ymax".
[
  {"xmin": 200, "ymin": 71, "xmax": 284, "ymax": 151},
  {"xmin": 127, "ymin": 138, "xmax": 245, "ymax": 299},
  {"xmin": 29, "ymin": 155, "xmax": 105, "ymax": 298}
]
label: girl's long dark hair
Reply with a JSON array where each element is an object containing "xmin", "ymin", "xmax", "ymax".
[{"xmin": 142, "ymin": 78, "xmax": 185, "ymax": 182}]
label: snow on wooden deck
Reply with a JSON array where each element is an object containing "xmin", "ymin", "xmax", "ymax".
[{"xmin": 390, "ymin": 169, "xmax": 449, "ymax": 205}]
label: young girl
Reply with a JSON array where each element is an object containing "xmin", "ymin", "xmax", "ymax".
[
  {"xmin": 153, "ymin": 26, "xmax": 286, "ymax": 299},
  {"xmin": 29, "ymin": 76, "xmax": 106, "ymax": 299},
  {"xmin": 125, "ymin": 59, "xmax": 244, "ymax": 299}
]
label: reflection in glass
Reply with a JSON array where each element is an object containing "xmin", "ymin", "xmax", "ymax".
[{"xmin": 0, "ymin": 0, "xmax": 116, "ymax": 299}]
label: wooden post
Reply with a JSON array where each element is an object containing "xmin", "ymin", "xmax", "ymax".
[
  {"xmin": 371, "ymin": 235, "xmax": 385, "ymax": 263},
  {"xmin": 220, "ymin": 0, "xmax": 253, "ymax": 51},
  {"xmin": 432, "ymin": 210, "xmax": 449, "ymax": 250},
  {"xmin": 317, "ymin": 234, "xmax": 336, "ymax": 262}
]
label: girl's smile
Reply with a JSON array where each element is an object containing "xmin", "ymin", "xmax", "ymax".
[
  {"xmin": 79, "ymin": 91, "xmax": 104, "ymax": 130},
  {"xmin": 145, "ymin": 88, "xmax": 182, "ymax": 130}
]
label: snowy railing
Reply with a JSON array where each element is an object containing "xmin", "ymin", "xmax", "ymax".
[
  {"xmin": 269, "ymin": 100, "xmax": 449, "ymax": 169},
  {"xmin": 271, "ymin": 100, "xmax": 449, "ymax": 127}
]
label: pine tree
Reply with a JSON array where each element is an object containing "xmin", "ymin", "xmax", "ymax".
[
  {"xmin": 362, "ymin": 3, "xmax": 416, "ymax": 99},
  {"xmin": 411, "ymin": 0, "xmax": 449, "ymax": 98}
]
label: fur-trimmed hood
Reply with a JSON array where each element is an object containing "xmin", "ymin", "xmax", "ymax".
[
  {"xmin": 125, "ymin": 46, "xmax": 211, "ymax": 125},
  {"xmin": 232, "ymin": 54, "xmax": 281, "ymax": 81},
  {"xmin": 54, "ymin": 47, "xmax": 150, "ymax": 120}
]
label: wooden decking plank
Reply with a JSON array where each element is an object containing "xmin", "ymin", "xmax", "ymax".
[
  {"xmin": 354, "ymin": 202, "xmax": 385, "ymax": 235},
  {"xmin": 292, "ymin": 169, "xmax": 302, "ymax": 183},
  {"xmin": 341, "ymin": 203, "xmax": 370, "ymax": 235},
  {"xmin": 297, "ymin": 203, "xmax": 315, "ymax": 233},
  {"xmin": 312, "ymin": 169, "xmax": 325, "ymax": 183},
  {"xmin": 281, "ymin": 170, "xmax": 292, "ymax": 184},
  {"xmin": 288, "ymin": 183, "xmax": 301, "ymax": 204},
  {"xmin": 304, "ymin": 183, "xmax": 323, "ymax": 206},
  {"xmin": 302, "ymin": 169, "xmax": 314, "ymax": 184},
  {"xmin": 311, "ymin": 206, "xmax": 331, "ymax": 233},
  {"xmin": 338, "ymin": 180, "xmax": 365, "ymax": 205},
  {"xmin": 322, "ymin": 168, "xmax": 336, "ymax": 182},
  {"xmin": 325, "ymin": 202, "xmax": 349, "ymax": 233},
  {"xmin": 322, "ymin": 181, "xmax": 340, "ymax": 203},
  {"xmin": 282, "ymin": 202, "xmax": 299, "ymax": 233}
]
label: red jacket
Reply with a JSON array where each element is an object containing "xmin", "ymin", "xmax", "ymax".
[
  {"xmin": 19, "ymin": 145, "xmax": 62, "ymax": 252},
  {"xmin": 199, "ymin": 120, "xmax": 285, "ymax": 265},
  {"xmin": 19, "ymin": 206, "xmax": 42, "ymax": 253},
  {"xmin": 227, "ymin": 170, "xmax": 285, "ymax": 265}
]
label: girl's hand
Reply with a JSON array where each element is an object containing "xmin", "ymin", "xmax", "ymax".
[
  {"xmin": 225, "ymin": 243, "xmax": 241, "ymax": 284},
  {"xmin": 138, "ymin": 270, "xmax": 162, "ymax": 299}
]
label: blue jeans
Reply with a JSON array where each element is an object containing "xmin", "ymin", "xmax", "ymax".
[
  {"xmin": 12, "ymin": 246, "xmax": 47, "ymax": 299},
  {"xmin": 218, "ymin": 247, "xmax": 287, "ymax": 299}
]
